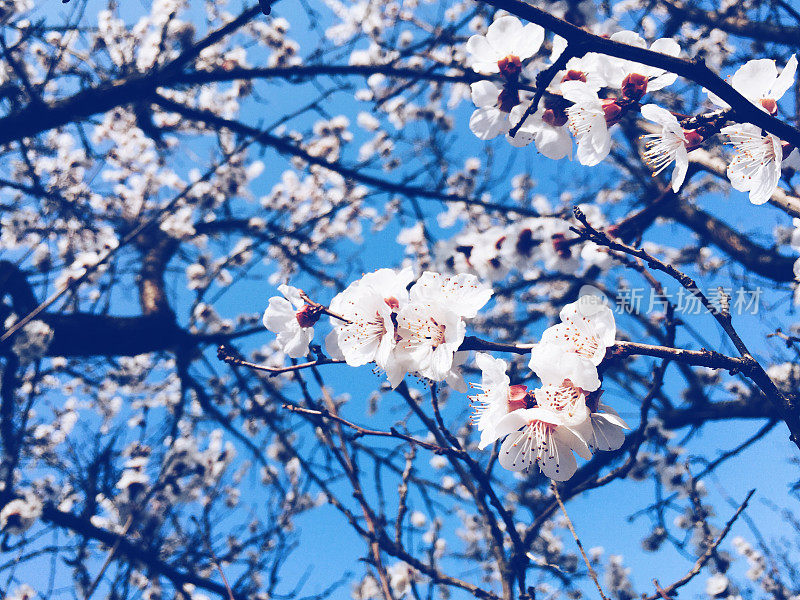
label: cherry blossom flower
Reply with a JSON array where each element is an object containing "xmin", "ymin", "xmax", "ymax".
[
  {"xmin": 529, "ymin": 296, "xmax": 616, "ymax": 391},
  {"xmin": 395, "ymin": 300, "xmax": 466, "ymax": 384},
  {"xmin": 600, "ymin": 32, "xmax": 681, "ymax": 97},
  {"xmin": 707, "ymin": 55, "xmax": 797, "ymax": 113},
  {"xmin": 465, "ymin": 16, "xmax": 545, "ymax": 76},
  {"xmin": 721, "ymin": 123, "xmax": 783, "ymax": 205},
  {"xmin": 469, "ymin": 80, "xmax": 521, "ymax": 140},
  {"xmin": 533, "ymin": 381, "xmax": 590, "ymax": 426},
  {"xmin": 640, "ymin": 104, "xmax": 702, "ymax": 192},
  {"xmin": 263, "ymin": 284, "xmax": 318, "ymax": 358},
  {"xmin": 326, "ymin": 267, "xmax": 414, "ymax": 373},
  {"xmin": 562, "ymin": 80, "xmax": 620, "ymax": 166},
  {"xmin": 484, "ymin": 407, "xmax": 591, "ymax": 480},
  {"xmin": 470, "ymin": 353, "xmax": 531, "ymax": 449}
]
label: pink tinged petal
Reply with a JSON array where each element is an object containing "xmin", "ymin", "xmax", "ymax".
[
  {"xmin": 466, "ymin": 35, "xmax": 500, "ymax": 74},
  {"xmin": 470, "ymin": 107, "xmax": 511, "ymax": 140},
  {"xmin": 730, "ymin": 59, "xmax": 778, "ymax": 100},
  {"xmin": 470, "ymin": 80, "xmax": 502, "ymax": 108},
  {"xmin": 538, "ymin": 432, "xmax": 578, "ymax": 481},
  {"xmin": 513, "ymin": 23, "xmax": 546, "ymax": 60},
  {"xmin": 486, "ymin": 16, "xmax": 523, "ymax": 55},
  {"xmin": 671, "ymin": 144, "xmax": 689, "ymax": 192},
  {"xmin": 769, "ymin": 54, "xmax": 797, "ymax": 101}
]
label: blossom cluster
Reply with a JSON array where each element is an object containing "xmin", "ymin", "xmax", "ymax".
[
  {"xmin": 471, "ymin": 296, "xmax": 627, "ymax": 481},
  {"xmin": 466, "ymin": 14, "xmax": 799, "ymax": 205},
  {"xmin": 264, "ymin": 269, "xmax": 492, "ymax": 389},
  {"xmin": 263, "ymin": 270, "xmax": 627, "ymax": 481}
]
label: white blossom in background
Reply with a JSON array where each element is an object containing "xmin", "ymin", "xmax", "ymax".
[
  {"xmin": 6, "ymin": 585, "xmax": 36, "ymax": 600},
  {"xmin": 263, "ymin": 284, "xmax": 317, "ymax": 358},
  {"xmin": 707, "ymin": 55, "xmax": 797, "ymax": 113},
  {"xmin": 8, "ymin": 318, "xmax": 54, "ymax": 364},
  {"xmin": 721, "ymin": 123, "xmax": 783, "ymax": 205},
  {"xmin": 465, "ymin": 16, "xmax": 545, "ymax": 75},
  {"xmin": 0, "ymin": 493, "xmax": 42, "ymax": 535}
]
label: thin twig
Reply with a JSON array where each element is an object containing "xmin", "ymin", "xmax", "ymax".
[
  {"xmin": 551, "ymin": 484, "xmax": 609, "ymax": 600},
  {"xmin": 84, "ymin": 515, "xmax": 133, "ymax": 600}
]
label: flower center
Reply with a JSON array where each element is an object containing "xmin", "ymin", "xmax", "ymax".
[
  {"xmin": 621, "ymin": 73, "xmax": 648, "ymax": 101},
  {"xmin": 542, "ymin": 107, "xmax": 568, "ymax": 127},
  {"xmin": 497, "ymin": 55, "xmax": 522, "ymax": 79},
  {"xmin": 562, "ymin": 70, "xmax": 587, "ymax": 83},
  {"xmin": 295, "ymin": 304, "xmax": 321, "ymax": 328},
  {"xmin": 498, "ymin": 87, "xmax": 520, "ymax": 113},
  {"xmin": 759, "ymin": 98, "xmax": 777, "ymax": 114}
]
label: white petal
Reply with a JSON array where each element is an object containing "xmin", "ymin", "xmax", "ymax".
[
  {"xmin": 730, "ymin": 59, "xmax": 777, "ymax": 100},
  {"xmin": 640, "ymin": 103, "xmax": 680, "ymax": 129},
  {"xmin": 513, "ymin": 23, "xmax": 546, "ymax": 60},
  {"xmin": 671, "ymin": 144, "xmax": 689, "ymax": 192},
  {"xmin": 470, "ymin": 80, "xmax": 502, "ymax": 108},
  {"xmin": 538, "ymin": 433, "xmax": 578, "ymax": 481},
  {"xmin": 486, "ymin": 16, "xmax": 523, "ymax": 56},
  {"xmin": 469, "ymin": 107, "xmax": 511, "ymax": 140},
  {"xmin": 769, "ymin": 54, "xmax": 797, "ymax": 101},
  {"xmin": 466, "ymin": 35, "xmax": 499, "ymax": 74}
]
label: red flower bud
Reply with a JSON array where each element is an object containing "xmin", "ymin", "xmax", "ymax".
[
  {"xmin": 601, "ymin": 99, "xmax": 623, "ymax": 125},
  {"xmin": 497, "ymin": 87, "xmax": 520, "ymax": 113},
  {"xmin": 683, "ymin": 129, "xmax": 704, "ymax": 150},
  {"xmin": 508, "ymin": 384, "xmax": 531, "ymax": 411},
  {"xmin": 551, "ymin": 232, "xmax": 572, "ymax": 258}
]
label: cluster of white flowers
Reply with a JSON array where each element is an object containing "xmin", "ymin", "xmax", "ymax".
[
  {"xmin": 471, "ymin": 296, "xmax": 627, "ymax": 481},
  {"xmin": 264, "ymin": 269, "xmax": 492, "ymax": 390},
  {"xmin": 263, "ymin": 273, "xmax": 627, "ymax": 481},
  {"xmin": 0, "ymin": 491, "xmax": 42, "ymax": 535},
  {"xmin": 466, "ymin": 14, "xmax": 800, "ymax": 205}
]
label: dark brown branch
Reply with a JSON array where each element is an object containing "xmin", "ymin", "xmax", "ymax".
[{"xmin": 481, "ymin": 0, "xmax": 800, "ymax": 147}]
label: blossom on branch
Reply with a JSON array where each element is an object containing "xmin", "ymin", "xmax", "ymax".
[
  {"xmin": 721, "ymin": 123, "xmax": 783, "ymax": 205},
  {"xmin": 465, "ymin": 15, "xmax": 544, "ymax": 76},
  {"xmin": 600, "ymin": 31, "xmax": 681, "ymax": 98},
  {"xmin": 640, "ymin": 103, "xmax": 701, "ymax": 192},
  {"xmin": 263, "ymin": 284, "xmax": 318, "ymax": 358},
  {"xmin": 707, "ymin": 55, "xmax": 797, "ymax": 114}
]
